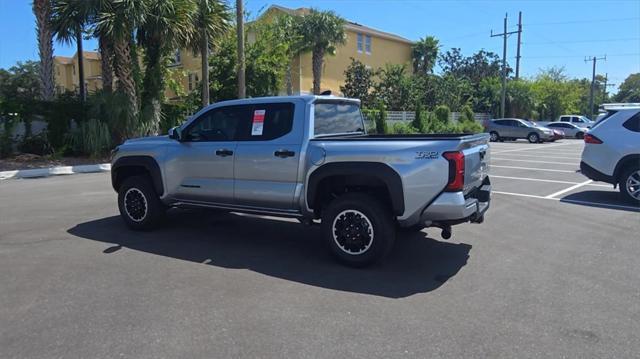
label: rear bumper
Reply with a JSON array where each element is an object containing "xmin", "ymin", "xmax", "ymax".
[
  {"xmin": 420, "ymin": 181, "xmax": 491, "ymax": 225},
  {"xmin": 580, "ymin": 161, "xmax": 614, "ymax": 184}
]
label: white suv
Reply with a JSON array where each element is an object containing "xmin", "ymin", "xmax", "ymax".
[{"xmin": 580, "ymin": 105, "xmax": 640, "ymax": 204}]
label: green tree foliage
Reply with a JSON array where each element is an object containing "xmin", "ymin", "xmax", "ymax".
[
  {"xmin": 614, "ymin": 73, "xmax": 640, "ymax": 103},
  {"xmin": 460, "ymin": 104, "xmax": 475, "ymax": 122},
  {"xmin": 506, "ymin": 80, "xmax": 534, "ymax": 118},
  {"xmin": 412, "ymin": 36, "xmax": 439, "ymax": 75},
  {"xmin": 373, "ymin": 64, "xmax": 411, "ymax": 110},
  {"xmin": 340, "ymin": 58, "xmax": 374, "ymax": 107},
  {"xmin": 296, "ymin": 9, "xmax": 346, "ymax": 94},
  {"xmin": 412, "ymin": 103, "xmax": 425, "ymax": 132}
]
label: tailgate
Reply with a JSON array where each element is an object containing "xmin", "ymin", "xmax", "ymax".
[{"xmin": 460, "ymin": 134, "xmax": 490, "ymax": 194}]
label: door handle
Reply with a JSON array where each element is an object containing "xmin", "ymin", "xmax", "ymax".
[
  {"xmin": 274, "ymin": 149, "xmax": 295, "ymax": 158},
  {"xmin": 215, "ymin": 149, "xmax": 233, "ymax": 157}
]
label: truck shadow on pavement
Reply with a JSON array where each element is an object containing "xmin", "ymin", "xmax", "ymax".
[{"xmin": 67, "ymin": 210, "xmax": 472, "ymax": 298}]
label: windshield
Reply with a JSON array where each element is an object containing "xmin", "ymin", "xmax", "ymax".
[
  {"xmin": 313, "ymin": 101, "xmax": 365, "ymax": 137},
  {"xmin": 521, "ymin": 120, "xmax": 535, "ymax": 126}
]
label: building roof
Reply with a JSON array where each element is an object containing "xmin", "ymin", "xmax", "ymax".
[
  {"xmin": 54, "ymin": 56, "xmax": 73, "ymax": 64},
  {"xmin": 263, "ymin": 5, "xmax": 414, "ymax": 44},
  {"xmin": 54, "ymin": 51, "xmax": 101, "ymax": 64}
]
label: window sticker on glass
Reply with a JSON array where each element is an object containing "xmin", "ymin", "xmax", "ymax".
[{"xmin": 252, "ymin": 109, "xmax": 265, "ymax": 136}]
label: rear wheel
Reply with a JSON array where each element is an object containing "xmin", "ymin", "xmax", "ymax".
[
  {"xmin": 619, "ymin": 166, "xmax": 640, "ymax": 205},
  {"xmin": 489, "ymin": 131, "xmax": 500, "ymax": 142},
  {"xmin": 118, "ymin": 175, "xmax": 166, "ymax": 230},
  {"xmin": 528, "ymin": 132, "xmax": 540, "ymax": 143},
  {"xmin": 321, "ymin": 193, "xmax": 396, "ymax": 267}
]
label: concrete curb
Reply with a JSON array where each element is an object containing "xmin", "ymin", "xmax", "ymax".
[{"xmin": 0, "ymin": 163, "xmax": 111, "ymax": 180}]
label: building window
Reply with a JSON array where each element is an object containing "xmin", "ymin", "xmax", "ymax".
[
  {"xmin": 357, "ymin": 33, "xmax": 363, "ymax": 53},
  {"xmin": 365, "ymin": 35, "xmax": 372, "ymax": 54},
  {"xmin": 170, "ymin": 49, "xmax": 181, "ymax": 66},
  {"xmin": 188, "ymin": 73, "xmax": 194, "ymax": 91}
]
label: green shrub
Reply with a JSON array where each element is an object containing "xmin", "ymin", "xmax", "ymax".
[
  {"xmin": 434, "ymin": 105, "xmax": 451, "ymax": 124},
  {"xmin": 17, "ymin": 133, "xmax": 53, "ymax": 156},
  {"xmin": 459, "ymin": 120, "xmax": 484, "ymax": 134},
  {"xmin": 69, "ymin": 118, "xmax": 112, "ymax": 158},
  {"xmin": 412, "ymin": 104, "xmax": 426, "ymax": 132},
  {"xmin": 391, "ymin": 122, "xmax": 418, "ymax": 134},
  {"xmin": 375, "ymin": 103, "xmax": 388, "ymax": 134},
  {"xmin": 460, "ymin": 105, "xmax": 475, "ymax": 122}
]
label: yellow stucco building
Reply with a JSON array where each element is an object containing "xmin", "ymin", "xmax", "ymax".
[
  {"xmin": 53, "ymin": 51, "xmax": 103, "ymax": 95},
  {"xmin": 261, "ymin": 5, "xmax": 414, "ymax": 95},
  {"xmin": 53, "ymin": 5, "xmax": 414, "ymax": 99}
]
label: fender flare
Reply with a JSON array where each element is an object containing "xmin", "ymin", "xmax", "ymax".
[
  {"xmin": 614, "ymin": 154, "xmax": 640, "ymax": 182},
  {"xmin": 111, "ymin": 156, "xmax": 164, "ymax": 195},
  {"xmin": 307, "ymin": 162, "xmax": 404, "ymax": 215}
]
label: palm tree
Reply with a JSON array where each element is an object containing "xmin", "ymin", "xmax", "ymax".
[
  {"xmin": 99, "ymin": 37, "xmax": 114, "ymax": 93},
  {"xmin": 412, "ymin": 36, "xmax": 439, "ymax": 75},
  {"xmin": 235, "ymin": 0, "xmax": 245, "ymax": 99},
  {"xmin": 51, "ymin": 0, "xmax": 92, "ymax": 102},
  {"xmin": 296, "ymin": 9, "xmax": 346, "ymax": 95},
  {"xmin": 137, "ymin": 0, "xmax": 196, "ymax": 132},
  {"xmin": 95, "ymin": 0, "xmax": 147, "ymax": 138},
  {"xmin": 186, "ymin": 0, "xmax": 230, "ymax": 106},
  {"xmin": 33, "ymin": 0, "xmax": 54, "ymax": 100}
]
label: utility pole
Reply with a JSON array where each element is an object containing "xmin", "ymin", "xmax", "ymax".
[
  {"xmin": 602, "ymin": 73, "xmax": 615, "ymax": 102},
  {"xmin": 585, "ymin": 55, "xmax": 606, "ymax": 120},
  {"xmin": 236, "ymin": 0, "xmax": 246, "ymax": 99},
  {"xmin": 491, "ymin": 13, "xmax": 519, "ymax": 118},
  {"xmin": 515, "ymin": 11, "xmax": 523, "ymax": 80}
]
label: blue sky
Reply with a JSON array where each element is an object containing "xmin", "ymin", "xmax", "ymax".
[{"xmin": 1, "ymin": 0, "xmax": 638, "ymax": 89}]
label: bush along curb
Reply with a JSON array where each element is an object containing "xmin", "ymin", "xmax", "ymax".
[{"xmin": 0, "ymin": 163, "xmax": 111, "ymax": 180}]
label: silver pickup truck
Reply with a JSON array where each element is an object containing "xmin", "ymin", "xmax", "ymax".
[{"xmin": 111, "ymin": 95, "xmax": 491, "ymax": 266}]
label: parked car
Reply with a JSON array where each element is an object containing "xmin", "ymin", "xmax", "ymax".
[
  {"xmin": 580, "ymin": 104, "xmax": 640, "ymax": 204},
  {"xmin": 110, "ymin": 95, "xmax": 492, "ymax": 267},
  {"xmin": 484, "ymin": 118, "xmax": 555, "ymax": 143},
  {"xmin": 550, "ymin": 129, "xmax": 565, "ymax": 141},
  {"xmin": 544, "ymin": 122, "xmax": 589, "ymax": 139},
  {"xmin": 537, "ymin": 115, "xmax": 594, "ymax": 129}
]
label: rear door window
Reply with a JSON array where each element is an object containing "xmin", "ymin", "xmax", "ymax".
[
  {"xmin": 236, "ymin": 103, "xmax": 295, "ymax": 141},
  {"xmin": 314, "ymin": 101, "xmax": 365, "ymax": 136},
  {"xmin": 622, "ymin": 112, "xmax": 640, "ymax": 132}
]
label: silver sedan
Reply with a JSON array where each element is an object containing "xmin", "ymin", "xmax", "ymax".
[{"xmin": 544, "ymin": 122, "xmax": 589, "ymax": 139}]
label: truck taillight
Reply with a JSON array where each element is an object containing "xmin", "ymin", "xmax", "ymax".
[
  {"xmin": 584, "ymin": 133, "xmax": 603, "ymax": 144},
  {"xmin": 443, "ymin": 151, "xmax": 465, "ymax": 192}
]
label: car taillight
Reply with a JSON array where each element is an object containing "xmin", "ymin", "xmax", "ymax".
[
  {"xmin": 443, "ymin": 151, "xmax": 465, "ymax": 192},
  {"xmin": 584, "ymin": 133, "xmax": 603, "ymax": 144}
]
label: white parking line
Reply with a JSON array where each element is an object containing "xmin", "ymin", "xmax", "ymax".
[
  {"xmin": 491, "ymin": 165, "xmax": 577, "ymax": 173},
  {"xmin": 493, "ymin": 153, "xmax": 582, "ymax": 160},
  {"xmin": 491, "ymin": 175, "xmax": 610, "ymax": 187},
  {"xmin": 492, "ymin": 157, "xmax": 578, "ymax": 166},
  {"xmin": 493, "ymin": 191, "xmax": 640, "ymax": 211},
  {"xmin": 545, "ymin": 180, "xmax": 593, "ymax": 198},
  {"xmin": 492, "ymin": 142, "xmax": 579, "ymax": 154}
]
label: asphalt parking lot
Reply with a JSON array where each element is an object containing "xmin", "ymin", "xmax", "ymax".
[{"xmin": 1, "ymin": 139, "xmax": 639, "ymax": 358}]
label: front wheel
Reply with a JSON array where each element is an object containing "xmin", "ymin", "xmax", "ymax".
[
  {"xmin": 619, "ymin": 166, "xmax": 640, "ymax": 205},
  {"xmin": 528, "ymin": 132, "xmax": 540, "ymax": 143},
  {"xmin": 489, "ymin": 131, "xmax": 500, "ymax": 142},
  {"xmin": 321, "ymin": 193, "xmax": 396, "ymax": 267},
  {"xmin": 117, "ymin": 175, "xmax": 166, "ymax": 230}
]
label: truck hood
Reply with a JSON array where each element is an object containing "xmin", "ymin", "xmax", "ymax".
[{"xmin": 124, "ymin": 135, "xmax": 171, "ymax": 144}]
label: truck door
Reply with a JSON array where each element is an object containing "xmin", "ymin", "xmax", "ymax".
[
  {"xmin": 233, "ymin": 102, "xmax": 303, "ymax": 210},
  {"xmin": 164, "ymin": 105, "xmax": 251, "ymax": 204}
]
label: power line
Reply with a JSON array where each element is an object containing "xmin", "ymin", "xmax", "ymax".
[
  {"xmin": 524, "ymin": 37, "xmax": 640, "ymax": 45},
  {"xmin": 524, "ymin": 17, "xmax": 640, "ymax": 26},
  {"xmin": 520, "ymin": 53, "xmax": 640, "ymax": 59}
]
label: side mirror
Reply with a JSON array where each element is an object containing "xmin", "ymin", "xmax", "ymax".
[{"xmin": 168, "ymin": 126, "xmax": 182, "ymax": 141}]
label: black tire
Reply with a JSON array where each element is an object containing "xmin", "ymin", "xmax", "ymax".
[
  {"xmin": 117, "ymin": 175, "xmax": 166, "ymax": 230},
  {"xmin": 618, "ymin": 166, "xmax": 640, "ymax": 205},
  {"xmin": 576, "ymin": 132, "xmax": 584, "ymax": 139},
  {"xmin": 321, "ymin": 193, "xmax": 396, "ymax": 267},
  {"xmin": 489, "ymin": 131, "xmax": 500, "ymax": 142},
  {"xmin": 528, "ymin": 132, "xmax": 540, "ymax": 143}
]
